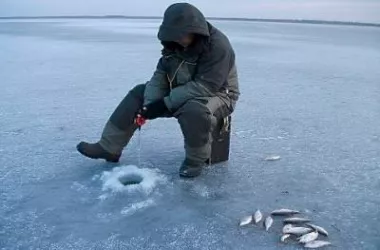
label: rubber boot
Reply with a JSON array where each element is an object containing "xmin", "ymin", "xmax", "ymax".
[
  {"xmin": 179, "ymin": 158, "xmax": 205, "ymax": 178},
  {"xmin": 76, "ymin": 142, "xmax": 121, "ymax": 163},
  {"xmin": 77, "ymin": 84, "xmax": 145, "ymax": 163}
]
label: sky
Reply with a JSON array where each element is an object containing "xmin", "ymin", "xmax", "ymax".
[{"xmin": 0, "ymin": 0, "xmax": 379, "ymax": 23}]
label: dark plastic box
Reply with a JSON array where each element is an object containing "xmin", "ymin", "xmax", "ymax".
[{"xmin": 209, "ymin": 116, "xmax": 231, "ymax": 164}]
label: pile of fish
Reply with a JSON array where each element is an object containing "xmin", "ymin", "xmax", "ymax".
[{"xmin": 239, "ymin": 208, "xmax": 332, "ymax": 249}]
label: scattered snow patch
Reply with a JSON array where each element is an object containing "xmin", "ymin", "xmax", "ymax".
[
  {"xmin": 92, "ymin": 174, "xmax": 100, "ymax": 181},
  {"xmin": 100, "ymin": 165, "xmax": 167, "ymax": 195},
  {"xmin": 192, "ymin": 185, "xmax": 212, "ymax": 198},
  {"xmin": 121, "ymin": 199, "xmax": 155, "ymax": 216},
  {"xmin": 98, "ymin": 194, "xmax": 108, "ymax": 201}
]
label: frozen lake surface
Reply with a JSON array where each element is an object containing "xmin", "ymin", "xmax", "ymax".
[{"xmin": 0, "ymin": 19, "xmax": 379, "ymax": 249}]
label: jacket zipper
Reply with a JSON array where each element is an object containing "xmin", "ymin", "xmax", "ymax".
[{"xmin": 166, "ymin": 60, "xmax": 185, "ymax": 90}]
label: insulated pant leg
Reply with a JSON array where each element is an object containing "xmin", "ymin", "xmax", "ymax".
[
  {"xmin": 99, "ymin": 84, "xmax": 145, "ymax": 154},
  {"xmin": 174, "ymin": 96, "xmax": 231, "ymax": 163}
]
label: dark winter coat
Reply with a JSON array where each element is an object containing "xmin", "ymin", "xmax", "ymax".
[{"xmin": 144, "ymin": 3, "xmax": 240, "ymax": 112}]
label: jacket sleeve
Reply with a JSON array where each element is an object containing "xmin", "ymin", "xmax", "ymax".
[
  {"xmin": 163, "ymin": 42, "xmax": 233, "ymax": 111},
  {"xmin": 143, "ymin": 57, "xmax": 170, "ymax": 106}
]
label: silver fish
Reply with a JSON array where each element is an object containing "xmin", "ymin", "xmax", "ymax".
[
  {"xmin": 265, "ymin": 155, "xmax": 281, "ymax": 161},
  {"xmin": 239, "ymin": 215, "xmax": 252, "ymax": 226},
  {"xmin": 271, "ymin": 208, "xmax": 300, "ymax": 216},
  {"xmin": 280, "ymin": 234, "xmax": 291, "ymax": 242},
  {"xmin": 254, "ymin": 209, "xmax": 263, "ymax": 224},
  {"xmin": 306, "ymin": 223, "xmax": 329, "ymax": 236},
  {"xmin": 282, "ymin": 224, "xmax": 293, "ymax": 233},
  {"xmin": 283, "ymin": 217, "xmax": 311, "ymax": 224},
  {"xmin": 264, "ymin": 216, "xmax": 273, "ymax": 231},
  {"xmin": 299, "ymin": 231, "xmax": 319, "ymax": 244},
  {"xmin": 283, "ymin": 226, "xmax": 312, "ymax": 235},
  {"xmin": 304, "ymin": 240, "xmax": 332, "ymax": 248}
]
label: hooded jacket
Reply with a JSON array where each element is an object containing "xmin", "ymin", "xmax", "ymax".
[{"xmin": 144, "ymin": 3, "xmax": 240, "ymax": 112}]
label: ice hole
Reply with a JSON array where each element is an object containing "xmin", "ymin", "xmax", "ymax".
[{"xmin": 118, "ymin": 173, "xmax": 143, "ymax": 186}]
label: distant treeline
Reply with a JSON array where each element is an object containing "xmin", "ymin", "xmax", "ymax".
[{"xmin": 1, "ymin": 15, "xmax": 379, "ymax": 28}]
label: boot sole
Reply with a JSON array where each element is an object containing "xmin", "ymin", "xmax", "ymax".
[
  {"xmin": 179, "ymin": 170, "xmax": 202, "ymax": 178},
  {"xmin": 179, "ymin": 173, "xmax": 200, "ymax": 178},
  {"xmin": 76, "ymin": 144, "xmax": 120, "ymax": 163}
]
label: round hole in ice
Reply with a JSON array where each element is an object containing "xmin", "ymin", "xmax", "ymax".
[
  {"xmin": 118, "ymin": 173, "xmax": 143, "ymax": 186},
  {"xmin": 100, "ymin": 165, "xmax": 167, "ymax": 195}
]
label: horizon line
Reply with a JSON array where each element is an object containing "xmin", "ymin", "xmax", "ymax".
[{"xmin": 0, "ymin": 15, "xmax": 379, "ymax": 27}]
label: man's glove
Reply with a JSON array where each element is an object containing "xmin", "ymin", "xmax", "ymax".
[{"xmin": 140, "ymin": 99, "xmax": 168, "ymax": 120}]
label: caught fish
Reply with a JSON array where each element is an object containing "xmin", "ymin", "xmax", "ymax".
[
  {"xmin": 282, "ymin": 224, "xmax": 293, "ymax": 233},
  {"xmin": 254, "ymin": 209, "xmax": 263, "ymax": 224},
  {"xmin": 264, "ymin": 216, "xmax": 273, "ymax": 231},
  {"xmin": 271, "ymin": 208, "xmax": 300, "ymax": 216},
  {"xmin": 299, "ymin": 231, "xmax": 319, "ymax": 244},
  {"xmin": 239, "ymin": 215, "xmax": 252, "ymax": 226},
  {"xmin": 265, "ymin": 155, "xmax": 281, "ymax": 161},
  {"xmin": 283, "ymin": 217, "xmax": 311, "ymax": 224},
  {"xmin": 306, "ymin": 223, "xmax": 329, "ymax": 236},
  {"xmin": 304, "ymin": 240, "xmax": 332, "ymax": 248},
  {"xmin": 283, "ymin": 226, "xmax": 312, "ymax": 235},
  {"xmin": 280, "ymin": 234, "xmax": 291, "ymax": 242}
]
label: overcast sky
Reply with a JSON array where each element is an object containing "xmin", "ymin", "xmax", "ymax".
[{"xmin": 1, "ymin": 0, "xmax": 379, "ymax": 23}]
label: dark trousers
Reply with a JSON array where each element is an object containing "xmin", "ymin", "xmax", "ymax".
[{"xmin": 99, "ymin": 84, "xmax": 231, "ymax": 163}]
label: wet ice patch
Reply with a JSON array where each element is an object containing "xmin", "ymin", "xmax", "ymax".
[
  {"xmin": 100, "ymin": 165, "xmax": 167, "ymax": 195},
  {"xmin": 121, "ymin": 198, "xmax": 155, "ymax": 216}
]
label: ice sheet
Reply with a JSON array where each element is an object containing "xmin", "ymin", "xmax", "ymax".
[{"xmin": 0, "ymin": 19, "xmax": 379, "ymax": 249}]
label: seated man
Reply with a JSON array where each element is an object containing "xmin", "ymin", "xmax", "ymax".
[{"xmin": 77, "ymin": 3, "xmax": 240, "ymax": 178}]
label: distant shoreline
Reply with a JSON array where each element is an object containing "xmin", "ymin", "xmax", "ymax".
[{"xmin": 0, "ymin": 15, "xmax": 379, "ymax": 28}]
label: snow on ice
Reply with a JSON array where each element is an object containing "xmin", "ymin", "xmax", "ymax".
[
  {"xmin": 120, "ymin": 198, "xmax": 155, "ymax": 216},
  {"xmin": 99, "ymin": 165, "xmax": 167, "ymax": 195}
]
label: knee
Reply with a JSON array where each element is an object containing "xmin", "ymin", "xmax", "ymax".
[
  {"xmin": 129, "ymin": 84, "xmax": 146, "ymax": 100},
  {"xmin": 177, "ymin": 100, "xmax": 212, "ymax": 148},
  {"xmin": 178, "ymin": 100, "xmax": 211, "ymax": 125}
]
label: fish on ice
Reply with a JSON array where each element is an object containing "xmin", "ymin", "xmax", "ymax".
[
  {"xmin": 271, "ymin": 208, "xmax": 300, "ymax": 216},
  {"xmin": 280, "ymin": 234, "xmax": 291, "ymax": 242},
  {"xmin": 264, "ymin": 155, "xmax": 281, "ymax": 161},
  {"xmin": 283, "ymin": 226, "xmax": 312, "ymax": 235},
  {"xmin": 283, "ymin": 217, "xmax": 311, "ymax": 224},
  {"xmin": 304, "ymin": 240, "xmax": 332, "ymax": 248},
  {"xmin": 239, "ymin": 215, "xmax": 253, "ymax": 226},
  {"xmin": 264, "ymin": 216, "xmax": 273, "ymax": 231},
  {"xmin": 254, "ymin": 209, "xmax": 263, "ymax": 224},
  {"xmin": 306, "ymin": 223, "xmax": 329, "ymax": 236},
  {"xmin": 298, "ymin": 231, "xmax": 319, "ymax": 244},
  {"xmin": 282, "ymin": 224, "xmax": 293, "ymax": 233}
]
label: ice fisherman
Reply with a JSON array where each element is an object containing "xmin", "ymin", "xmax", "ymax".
[{"xmin": 77, "ymin": 3, "xmax": 240, "ymax": 178}]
